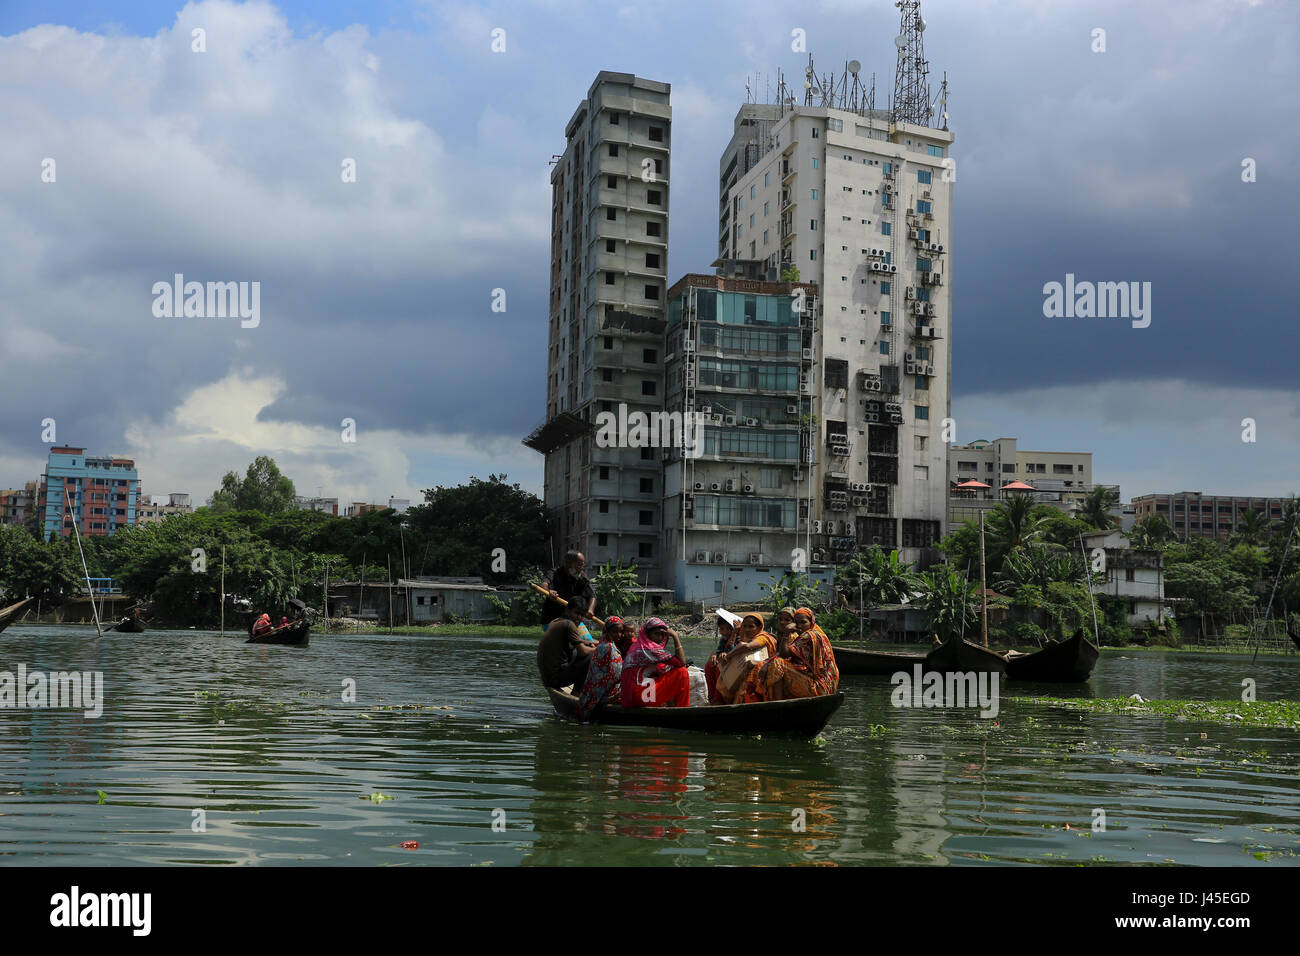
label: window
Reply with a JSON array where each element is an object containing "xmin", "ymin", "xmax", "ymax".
[
  {"xmin": 737, "ymin": 225, "xmax": 742, "ymax": 238},
  {"xmin": 1125, "ymin": 569, "xmax": 1136, "ymax": 582},
  {"xmin": 762, "ymin": 467, "xmax": 781, "ymax": 489},
  {"xmin": 640, "ymin": 478, "xmax": 654, "ymax": 493},
  {"xmin": 883, "ymin": 162, "xmax": 892, "ymax": 174},
  {"xmin": 644, "ymin": 284, "xmax": 659, "ymax": 300},
  {"xmin": 610, "ymin": 112, "xmax": 619, "ymax": 125},
  {"xmin": 606, "ymin": 208, "xmax": 616, "ymax": 221},
  {"xmin": 764, "ymin": 171, "xmax": 770, "ymax": 187},
  {"xmin": 881, "ymin": 311, "xmax": 891, "ymax": 324},
  {"xmin": 605, "ymin": 239, "xmax": 615, "ymax": 253},
  {"xmin": 880, "ymin": 341, "xmax": 889, "ymax": 355},
  {"xmin": 915, "ymin": 406, "xmax": 929, "ymax": 420},
  {"xmin": 646, "ymin": 252, "xmax": 660, "ymax": 268},
  {"xmin": 749, "ymin": 214, "xmax": 755, "ymax": 228},
  {"xmin": 641, "ymin": 447, "xmax": 653, "ymax": 460},
  {"xmin": 811, "ymin": 127, "xmax": 819, "ymax": 138},
  {"xmin": 638, "ymin": 542, "xmax": 654, "ymax": 558},
  {"xmin": 646, "ymin": 220, "xmax": 661, "ymax": 237},
  {"xmin": 810, "ymin": 188, "xmax": 818, "ymax": 199},
  {"xmin": 881, "ymin": 222, "xmax": 891, "ymax": 235},
  {"xmin": 918, "ymin": 170, "xmax": 932, "ymax": 184},
  {"xmin": 811, "ymin": 158, "xmax": 819, "ymax": 169},
  {"xmin": 915, "ymin": 346, "xmax": 930, "ymax": 360},
  {"xmin": 1002, "ymin": 464, "xmax": 1015, "ymax": 473},
  {"xmin": 763, "ymin": 229, "xmax": 769, "ymax": 245},
  {"xmin": 917, "ymin": 256, "xmax": 931, "ymax": 272},
  {"xmin": 750, "ymin": 185, "xmax": 756, "ymax": 200},
  {"xmin": 915, "ymin": 436, "xmax": 928, "ymax": 451},
  {"xmin": 655, "ymin": 158, "xmax": 663, "ymax": 174},
  {"xmin": 647, "ymin": 189, "xmax": 662, "ymax": 205},
  {"xmin": 641, "ymin": 380, "xmax": 656, "ymax": 395},
  {"xmin": 607, "ymin": 175, "xmax": 617, "ymax": 188},
  {"xmin": 599, "ymin": 466, "xmax": 610, "ymax": 480},
  {"xmin": 828, "ymin": 118, "xmax": 843, "ymax": 132},
  {"xmin": 915, "ymin": 376, "xmax": 928, "ymax": 390},
  {"xmin": 810, "ymin": 219, "xmax": 818, "ymax": 230},
  {"xmin": 605, "ymin": 271, "xmax": 615, "ymax": 285},
  {"xmin": 603, "ymin": 336, "xmax": 613, "ymax": 349},
  {"xmin": 764, "ymin": 201, "xmax": 770, "ymax": 216},
  {"xmin": 643, "ymin": 348, "xmax": 657, "ymax": 362},
  {"xmin": 881, "ymin": 281, "xmax": 891, "ymax": 295},
  {"xmin": 609, "ymin": 144, "xmax": 619, "ymax": 157},
  {"xmin": 917, "ymin": 200, "xmax": 932, "ymax": 214},
  {"xmin": 597, "ymin": 533, "xmax": 608, "ymax": 546},
  {"xmin": 648, "ymin": 126, "xmax": 663, "ymax": 142},
  {"xmin": 810, "ymin": 249, "xmax": 817, "ymax": 261},
  {"xmin": 639, "ymin": 510, "xmax": 653, "ymax": 525},
  {"xmin": 599, "ymin": 500, "xmax": 609, "ymax": 513},
  {"xmin": 601, "ymin": 368, "xmax": 613, "ymax": 382},
  {"xmin": 927, "ymin": 144, "xmax": 944, "ymax": 157}
]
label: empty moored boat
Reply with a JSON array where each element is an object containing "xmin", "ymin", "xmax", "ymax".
[
  {"xmin": 1005, "ymin": 630, "xmax": 1100, "ymax": 683},
  {"xmin": 0, "ymin": 597, "xmax": 34, "ymax": 634},
  {"xmin": 924, "ymin": 636, "xmax": 1008, "ymax": 675},
  {"xmin": 832, "ymin": 646, "xmax": 928, "ymax": 676}
]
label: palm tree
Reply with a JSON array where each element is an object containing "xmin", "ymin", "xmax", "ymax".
[
  {"xmin": 984, "ymin": 493, "xmax": 1048, "ymax": 566},
  {"xmin": 916, "ymin": 566, "xmax": 979, "ymax": 641},
  {"xmin": 994, "ymin": 545, "xmax": 1089, "ymax": 594},
  {"xmin": 1077, "ymin": 486, "xmax": 1119, "ymax": 531},
  {"xmin": 1127, "ymin": 513, "xmax": 1174, "ymax": 550},
  {"xmin": 1233, "ymin": 508, "xmax": 1268, "ymax": 547},
  {"xmin": 835, "ymin": 546, "xmax": 922, "ymax": 607}
]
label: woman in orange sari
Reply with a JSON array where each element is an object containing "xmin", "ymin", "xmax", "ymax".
[
  {"xmin": 736, "ymin": 606, "xmax": 839, "ymax": 702},
  {"xmin": 719, "ymin": 613, "xmax": 779, "ymax": 704}
]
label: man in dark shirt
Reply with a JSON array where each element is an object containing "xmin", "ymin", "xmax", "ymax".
[
  {"xmin": 540, "ymin": 550, "xmax": 595, "ymax": 629},
  {"xmin": 537, "ymin": 605, "xmax": 596, "ymax": 691}
]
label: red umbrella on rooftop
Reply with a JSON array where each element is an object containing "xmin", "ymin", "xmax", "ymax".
[
  {"xmin": 955, "ymin": 479, "xmax": 991, "ymax": 489},
  {"xmin": 1001, "ymin": 480, "xmax": 1036, "ymax": 491}
]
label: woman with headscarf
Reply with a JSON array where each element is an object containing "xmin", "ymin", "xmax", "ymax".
[
  {"xmin": 737, "ymin": 606, "xmax": 839, "ymax": 703},
  {"xmin": 620, "ymin": 617, "xmax": 691, "ymax": 708},
  {"xmin": 251, "ymin": 612, "xmax": 273, "ymax": 637},
  {"xmin": 576, "ymin": 616, "xmax": 633, "ymax": 721},
  {"xmin": 704, "ymin": 608, "xmax": 743, "ymax": 703},
  {"xmin": 774, "ymin": 606, "xmax": 798, "ymax": 652},
  {"xmin": 715, "ymin": 613, "xmax": 779, "ymax": 704}
]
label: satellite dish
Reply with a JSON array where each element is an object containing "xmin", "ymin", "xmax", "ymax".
[
  {"xmin": 804, "ymin": 80, "xmax": 812, "ymax": 90},
  {"xmin": 918, "ymin": 17, "xmax": 926, "ymax": 32},
  {"xmin": 848, "ymin": 59, "xmax": 861, "ymax": 75},
  {"xmin": 894, "ymin": 34, "xmax": 906, "ymax": 48}
]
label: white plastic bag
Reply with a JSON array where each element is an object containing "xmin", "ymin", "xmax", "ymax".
[{"xmin": 687, "ymin": 665, "xmax": 709, "ymax": 707}]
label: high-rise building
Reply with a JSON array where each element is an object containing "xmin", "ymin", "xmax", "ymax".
[
  {"xmin": 37, "ymin": 446, "xmax": 139, "ymax": 538},
  {"xmin": 524, "ymin": 72, "xmax": 672, "ymax": 581},
  {"xmin": 708, "ymin": 95, "xmax": 954, "ymax": 575}
]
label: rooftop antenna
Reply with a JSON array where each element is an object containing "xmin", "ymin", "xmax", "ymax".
[{"xmin": 892, "ymin": 0, "xmax": 933, "ymax": 127}]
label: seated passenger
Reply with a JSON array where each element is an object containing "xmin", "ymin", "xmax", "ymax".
[
  {"xmin": 537, "ymin": 605, "xmax": 597, "ymax": 692},
  {"xmin": 714, "ymin": 613, "xmax": 778, "ymax": 704},
  {"xmin": 737, "ymin": 606, "xmax": 839, "ymax": 703},
  {"xmin": 576, "ymin": 616, "xmax": 633, "ymax": 721},
  {"xmin": 620, "ymin": 618, "xmax": 690, "ymax": 709},
  {"xmin": 251, "ymin": 613, "xmax": 273, "ymax": 636},
  {"xmin": 704, "ymin": 608, "xmax": 743, "ymax": 703}
]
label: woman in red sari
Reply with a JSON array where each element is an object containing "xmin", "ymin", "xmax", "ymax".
[
  {"xmin": 620, "ymin": 618, "xmax": 691, "ymax": 708},
  {"xmin": 736, "ymin": 606, "xmax": 839, "ymax": 703}
]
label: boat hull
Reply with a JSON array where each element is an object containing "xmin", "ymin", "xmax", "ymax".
[
  {"xmin": 924, "ymin": 637, "xmax": 1007, "ymax": 675},
  {"xmin": 832, "ymin": 646, "xmax": 927, "ymax": 675},
  {"xmin": 1005, "ymin": 631, "xmax": 1100, "ymax": 683},
  {"xmin": 0, "ymin": 598, "xmax": 33, "ymax": 634},
  {"xmin": 247, "ymin": 620, "xmax": 310, "ymax": 646},
  {"xmin": 113, "ymin": 619, "xmax": 145, "ymax": 633},
  {"xmin": 546, "ymin": 687, "xmax": 844, "ymax": 737}
]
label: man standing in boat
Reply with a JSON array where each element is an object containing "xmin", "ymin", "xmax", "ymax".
[{"xmin": 540, "ymin": 550, "xmax": 596, "ymax": 630}]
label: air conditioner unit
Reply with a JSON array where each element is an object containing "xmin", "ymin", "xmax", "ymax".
[
  {"xmin": 932, "ymin": 273, "xmax": 943, "ymax": 285},
  {"xmin": 711, "ymin": 551, "xmax": 726, "ymax": 563},
  {"xmin": 802, "ymin": 347, "xmax": 815, "ymax": 360},
  {"xmin": 693, "ymin": 481, "xmax": 705, "ymax": 491},
  {"xmin": 792, "ymin": 469, "xmax": 803, "ymax": 481},
  {"xmin": 913, "ymin": 303, "xmax": 925, "ymax": 314},
  {"xmin": 812, "ymin": 520, "xmax": 822, "ymax": 533},
  {"xmin": 748, "ymin": 553, "xmax": 762, "ymax": 564},
  {"xmin": 888, "ymin": 264, "xmax": 898, "ymax": 273},
  {"xmin": 700, "ymin": 405, "xmax": 712, "ymax": 415},
  {"xmin": 885, "ymin": 402, "xmax": 901, "ymax": 412},
  {"xmin": 711, "ymin": 414, "xmax": 724, "ymax": 424},
  {"xmin": 812, "ymin": 550, "xmax": 825, "ymax": 562},
  {"xmin": 925, "ymin": 304, "xmax": 936, "ymax": 316},
  {"xmin": 724, "ymin": 479, "xmax": 737, "ymax": 492},
  {"xmin": 865, "ymin": 401, "xmax": 880, "ymax": 411},
  {"xmin": 741, "ymin": 417, "xmax": 754, "ymax": 426},
  {"xmin": 871, "ymin": 536, "xmax": 882, "ymax": 545},
  {"xmin": 710, "ymin": 482, "xmax": 722, "ymax": 491},
  {"xmin": 694, "ymin": 550, "xmax": 709, "ymax": 563},
  {"xmin": 923, "ymin": 190, "xmax": 932, "ymax": 200},
  {"xmin": 907, "ymin": 207, "xmax": 915, "ymax": 215},
  {"xmin": 786, "ymin": 404, "xmax": 799, "ymax": 414},
  {"xmin": 870, "ymin": 262, "xmax": 882, "ymax": 272},
  {"xmin": 852, "ymin": 496, "xmax": 864, "ymax": 506},
  {"xmin": 743, "ymin": 483, "xmax": 755, "ymax": 494},
  {"xmin": 801, "ymin": 381, "xmax": 813, "ymax": 394},
  {"xmin": 684, "ymin": 338, "xmax": 695, "ymax": 350},
  {"xmin": 905, "ymin": 288, "xmax": 915, "ymax": 299},
  {"xmin": 905, "ymin": 362, "xmax": 917, "ymax": 374},
  {"xmin": 908, "ymin": 229, "xmax": 919, "ymax": 240},
  {"xmin": 936, "ymin": 244, "xmax": 944, "ymax": 253},
  {"xmin": 929, "ymin": 242, "xmax": 938, "ymax": 252},
  {"xmin": 724, "ymin": 415, "xmax": 737, "ymax": 426},
  {"xmin": 869, "ymin": 379, "xmax": 882, "ymax": 391},
  {"xmin": 889, "ymin": 413, "xmax": 904, "ymax": 424},
  {"xmin": 867, "ymin": 413, "xmax": 879, "ymax": 422}
]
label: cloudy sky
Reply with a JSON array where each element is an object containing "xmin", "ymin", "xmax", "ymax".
[{"xmin": 1, "ymin": 0, "xmax": 1297, "ymax": 507}]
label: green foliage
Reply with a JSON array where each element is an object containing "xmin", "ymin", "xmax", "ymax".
[
  {"xmin": 1095, "ymin": 596, "xmax": 1134, "ymax": 647},
  {"xmin": 780, "ymin": 265, "xmax": 801, "ymax": 282},
  {"xmin": 209, "ymin": 456, "xmax": 297, "ymax": 515},
  {"xmin": 1076, "ymin": 486, "xmax": 1119, "ymax": 531},
  {"xmin": 406, "ymin": 474, "xmax": 550, "ymax": 583},
  {"xmin": 0, "ymin": 524, "xmax": 81, "ymax": 603},
  {"xmin": 817, "ymin": 606, "xmax": 859, "ymax": 642},
  {"xmin": 916, "ymin": 566, "xmax": 978, "ymax": 641},
  {"xmin": 835, "ymin": 546, "xmax": 921, "ymax": 607},
  {"xmin": 1126, "ymin": 513, "xmax": 1174, "ymax": 550},
  {"xmin": 761, "ymin": 572, "xmax": 827, "ymax": 616},
  {"xmin": 994, "ymin": 545, "xmax": 1090, "ymax": 594},
  {"xmin": 592, "ymin": 561, "xmax": 639, "ymax": 618}
]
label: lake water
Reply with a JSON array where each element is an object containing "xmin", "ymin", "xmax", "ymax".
[{"xmin": 1, "ymin": 626, "xmax": 1297, "ymax": 866}]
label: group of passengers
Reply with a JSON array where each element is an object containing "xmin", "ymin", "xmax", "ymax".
[{"xmin": 535, "ymin": 548, "xmax": 839, "ymax": 722}]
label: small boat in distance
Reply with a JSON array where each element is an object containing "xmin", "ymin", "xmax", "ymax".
[
  {"xmin": 1005, "ymin": 631, "xmax": 1100, "ymax": 683},
  {"xmin": 832, "ymin": 646, "xmax": 927, "ymax": 675},
  {"xmin": 546, "ymin": 687, "xmax": 844, "ymax": 737},
  {"xmin": 0, "ymin": 597, "xmax": 34, "ymax": 634},
  {"xmin": 247, "ymin": 619, "xmax": 310, "ymax": 647},
  {"xmin": 924, "ymin": 636, "xmax": 1008, "ymax": 675},
  {"xmin": 113, "ymin": 607, "xmax": 147, "ymax": 633}
]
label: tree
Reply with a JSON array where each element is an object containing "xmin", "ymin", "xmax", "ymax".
[
  {"xmin": 1232, "ymin": 508, "xmax": 1269, "ymax": 547},
  {"xmin": 1127, "ymin": 513, "xmax": 1174, "ymax": 550},
  {"xmin": 835, "ymin": 546, "xmax": 921, "ymax": 608},
  {"xmin": 1077, "ymin": 486, "xmax": 1119, "ymax": 531},
  {"xmin": 994, "ymin": 545, "xmax": 1090, "ymax": 594},
  {"xmin": 983, "ymin": 495, "xmax": 1050, "ymax": 569},
  {"xmin": 405, "ymin": 474, "xmax": 550, "ymax": 583},
  {"xmin": 592, "ymin": 561, "xmax": 639, "ymax": 618},
  {"xmin": 762, "ymin": 572, "xmax": 827, "ymax": 615},
  {"xmin": 209, "ymin": 456, "xmax": 296, "ymax": 515},
  {"xmin": 916, "ymin": 567, "xmax": 978, "ymax": 641},
  {"xmin": 780, "ymin": 265, "xmax": 801, "ymax": 282}
]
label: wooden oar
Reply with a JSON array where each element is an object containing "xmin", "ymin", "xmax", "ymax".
[{"xmin": 529, "ymin": 582, "xmax": 603, "ymax": 630}]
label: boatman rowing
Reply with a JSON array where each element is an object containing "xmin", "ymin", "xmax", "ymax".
[{"xmin": 539, "ymin": 550, "xmax": 596, "ymax": 631}]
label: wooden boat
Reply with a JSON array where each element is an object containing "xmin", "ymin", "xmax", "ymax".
[
  {"xmin": 1005, "ymin": 631, "xmax": 1100, "ymax": 682},
  {"xmin": 832, "ymin": 646, "xmax": 928, "ymax": 675},
  {"xmin": 246, "ymin": 619, "xmax": 310, "ymax": 647},
  {"xmin": 113, "ymin": 613, "xmax": 146, "ymax": 633},
  {"xmin": 924, "ymin": 636, "xmax": 1008, "ymax": 675},
  {"xmin": 0, "ymin": 597, "xmax": 34, "ymax": 634},
  {"xmin": 546, "ymin": 687, "xmax": 844, "ymax": 737}
]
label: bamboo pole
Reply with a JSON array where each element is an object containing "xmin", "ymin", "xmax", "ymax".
[
  {"xmin": 220, "ymin": 546, "xmax": 226, "ymax": 638},
  {"xmin": 65, "ymin": 488, "xmax": 104, "ymax": 639},
  {"xmin": 387, "ymin": 555, "xmax": 393, "ymax": 635},
  {"xmin": 978, "ymin": 511, "xmax": 988, "ymax": 648}
]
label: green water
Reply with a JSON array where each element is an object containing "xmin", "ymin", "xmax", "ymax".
[{"xmin": 1, "ymin": 626, "xmax": 1297, "ymax": 865}]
